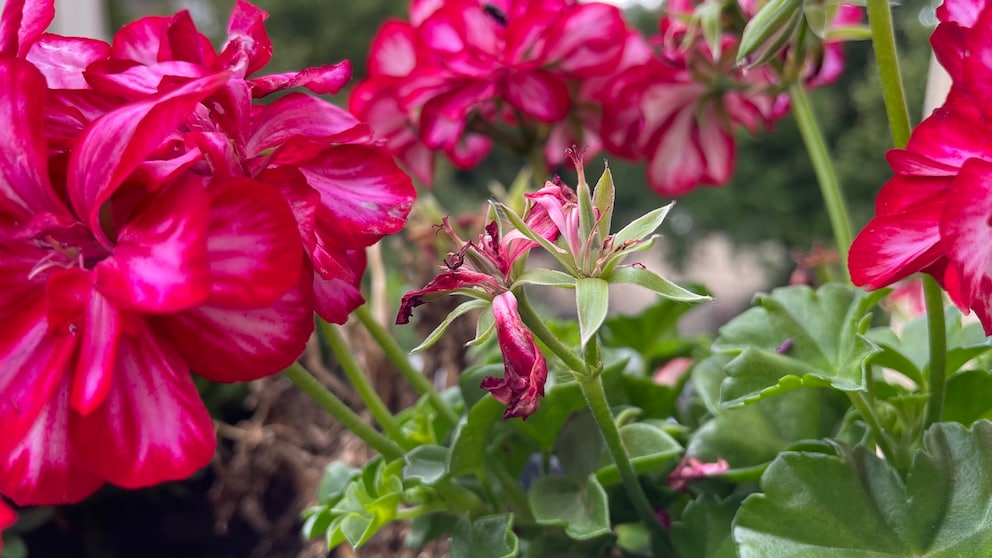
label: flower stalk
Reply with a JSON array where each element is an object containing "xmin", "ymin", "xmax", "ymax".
[
  {"xmin": 283, "ymin": 362, "xmax": 404, "ymax": 460},
  {"xmin": 355, "ymin": 305, "xmax": 460, "ymax": 427},
  {"xmin": 922, "ymin": 275, "xmax": 947, "ymax": 429},
  {"xmin": 319, "ymin": 320, "xmax": 408, "ymax": 444},
  {"xmin": 866, "ymin": 0, "xmax": 911, "ymax": 149},
  {"xmin": 516, "ymin": 292, "xmax": 670, "ymax": 555},
  {"xmin": 788, "ymin": 81, "xmax": 852, "ymax": 276}
]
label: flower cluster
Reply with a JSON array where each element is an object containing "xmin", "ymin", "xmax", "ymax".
[
  {"xmin": 349, "ymin": 0, "xmax": 635, "ymax": 185},
  {"xmin": 848, "ymin": 0, "xmax": 992, "ymax": 333},
  {"xmin": 0, "ymin": 0, "xmax": 414, "ymax": 505},
  {"xmin": 354, "ymin": 0, "xmax": 861, "ymax": 196}
]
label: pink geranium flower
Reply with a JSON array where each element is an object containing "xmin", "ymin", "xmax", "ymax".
[
  {"xmin": 0, "ymin": 0, "xmax": 417, "ymax": 506},
  {"xmin": 81, "ymin": 0, "xmax": 417, "ymax": 323},
  {"xmin": 352, "ymin": 0, "xmax": 635, "ymax": 184},
  {"xmin": 849, "ymin": 0, "xmax": 992, "ymax": 331}
]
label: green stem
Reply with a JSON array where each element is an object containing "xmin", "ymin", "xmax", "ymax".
[
  {"xmin": 922, "ymin": 275, "xmax": 947, "ymax": 429},
  {"xmin": 578, "ymin": 374, "xmax": 672, "ymax": 557},
  {"xmin": 867, "ymin": 0, "xmax": 912, "ymax": 149},
  {"xmin": 515, "ymin": 292, "xmax": 587, "ymax": 374},
  {"xmin": 849, "ymin": 391, "xmax": 904, "ymax": 469},
  {"xmin": 354, "ymin": 305, "xmax": 460, "ymax": 427},
  {"xmin": 788, "ymin": 82, "xmax": 853, "ymax": 276},
  {"xmin": 516, "ymin": 291, "xmax": 669, "ymax": 554},
  {"xmin": 283, "ymin": 362, "xmax": 404, "ymax": 460},
  {"xmin": 319, "ymin": 320, "xmax": 408, "ymax": 444}
]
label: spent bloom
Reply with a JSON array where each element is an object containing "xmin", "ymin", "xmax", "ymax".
[
  {"xmin": 0, "ymin": 0, "xmax": 414, "ymax": 505},
  {"xmin": 849, "ymin": 0, "xmax": 992, "ymax": 332},
  {"xmin": 669, "ymin": 456, "xmax": 730, "ymax": 491}
]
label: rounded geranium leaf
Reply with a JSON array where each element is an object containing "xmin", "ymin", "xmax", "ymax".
[
  {"xmin": 300, "ymin": 144, "xmax": 415, "ymax": 248},
  {"xmin": 95, "ymin": 179, "xmax": 211, "ymax": 313},
  {"xmin": 0, "ymin": 381, "xmax": 103, "ymax": 506},
  {"xmin": 161, "ymin": 275, "xmax": 313, "ymax": 382},
  {"xmin": 70, "ymin": 321, "xmax": 216, "ymax": 489}
]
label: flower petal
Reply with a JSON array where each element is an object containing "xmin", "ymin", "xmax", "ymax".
[
  {"xmin": 299, "ymin": 144, "xmax": 415, "ymax": 248},
  {"xmin": 0, "ymin": 0, "xmax": 54, "ymax": 57},
  {"xmin": 95, "ymin": 178, "xmax": 211, "ymax": 313},
  {"xmin": 160, "ymin": 275, "xmax": 313, "ymax": 382},
  {"xmin": 70, "ymin": 321, "xmax": 216, "ymax": 489},
  {"xmin": 0, "ymin": 379, "xmax": 103, "ymax": 506},
  {"xmin": 203, "ymin": 178, "xmax": 303, "ymax": 307},
  {"xmin": 481, "ymin": 292, "xmax": 547, "ymax": 419},
  {"xmin": 246, "ymin": 93, "xmax": 368, "ymax": 158},
  {"xmin": 71, "ymin": 288, "xmax": 123, "ymax": 415},
  {"xmin": 68, "ymin": 71, "xmax": 229, "ymax": 231},
  {"xmin": 26, "ymin": 35, "xmax": 111, "ymax": 89},
  {"xmin": 849, "ymin": 202, "xmax": 946, "ymax": 289},
  {"xmin": 940, "ymin": 158, "xmax": 992, "ymax": 331},
  {"xmin": 0, "ymin": 59, "xmax": 67, "ymax": 223},
  {"xmin": 313, "ymin": 251, "xmax": 366, "ymax": 324}
]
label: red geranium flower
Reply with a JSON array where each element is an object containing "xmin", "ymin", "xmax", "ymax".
[
  {"xmin": 849, "ymin": 0, "xmax": 992, "ymax": 331},
  {"xmin": 352, "ymin": 0, "xmax": 635, "ymax": 184}
]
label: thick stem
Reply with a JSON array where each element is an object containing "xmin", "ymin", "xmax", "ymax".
[
  {"xmin": 922, "ymin": 275, "xmax": 947, "ymax": 429},
  {"xmin": 320, "ymin": 320, "xmax": 407, "ymax": 443},
  {"xmin": 354, "ymin": 305, "xmax": 461, "ymax": 427},
  {"xmin": 516, "ymin": 291, "xmax": 669, "ymax": 554},
  {"xmin": 867, "ymin": 0, "xmax": 912, "ymax": 149},
  {"xmin": 788, "ymin": 82, "xmax": 853, "ymax": 276},
  {"xmin": 578, "ymin": 374, "xmax": 672, "ymax": 556},
  {"xmin": 283, "ymin": 362, "xmax": 404, "ymax": 460}
]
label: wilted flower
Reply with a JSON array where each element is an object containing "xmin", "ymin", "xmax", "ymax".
[
  {"xmin": 480, "ymin": 292, "xmax": 549, "ymax": 419},
  {"xmin": 849, "ymin": 0, "xmax": 992, "ymax": 332}
]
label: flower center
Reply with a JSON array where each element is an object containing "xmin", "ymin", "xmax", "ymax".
[{"xmin": 28, "ymin": 224, "xmax": 110, "ymax": 280}]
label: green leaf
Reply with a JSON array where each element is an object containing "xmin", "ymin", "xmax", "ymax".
[
  {"xmin": 318, "ymin": 461, "xmax": 360, "ymax": 503},
  {"xmin": 451, "ymin": 514, "xmax": 519, "ymax": 558},
  {"xmin": 406, "ymin": 512, "xmax": 460, "ymax": 548},
  {"xmin": 576, "ymin": 277, "xmax": 609, "ymax": 347},
  {"xmin": 604, "ymin": 266, "xmax": 711, "ymax": 303},
  {"xmin": 412, "ymin": 299, "xmax": 491, "ymax": 353},
  {"xmin": 529, "ymin": 475, "xmax": 611, "ymax": 540},
  {"xmin": 403, "ymin": 445, "xmax": 450, "ymax": 485},
  {"xmin": 716, "ymin": 284, "xmax": 885, "ymax": 407},
  {"xmin": 944, "ymin": 370, "xmax": 992, "ymax": 425},
  {"xmin": 449, "ymin": 395, "xmax": 505, "ymax": 476},
  {"xmin": 511, "ymin": 377, "xmax": 587, "ymax": 452},
  {"xmin": 671, "ymin": 494, "xmax": 745, "ymax": 558},
  {"xmin": 556, "ymin": 411, "xmax": 606, "ymax": 481},
  {"xmin": 593, "ymin": 164, "xmax": 615, "ymax": 239},
  {"xmin": 595, "ymin": 423, "xmax": 683, "ymax": 486},
  {"xmin": 469, "ymin": 305, "xmax": 496, "ymax": 347},
  {"xmin": 620, "ymin": 374, "xmax": 680, "ymax": 420},
  {"xmin": 0, "ymin": 537, "xmax": 27, "ymax": 558},
  {"xmin": 688, "ymin": 387, "xmax": 848, "ymax": 468},
  {"xmin": 867, "ymin": 304, "xmax": 992, "ymax": 387},
  {"xmin": 611, "ymin": 203, "xmax": 674, "ymax": 248},
  {"xmin": 513, "ymin": 268, "xmax": 577, "ymax": 289},
  {"xmin": 734, "ymin": 420, "xmax": 992, "ymax": 556}
]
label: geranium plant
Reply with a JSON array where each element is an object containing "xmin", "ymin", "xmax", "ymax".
[{"xmin": 3, "ymin": 0, "xmax": 992, "ymax": 556}]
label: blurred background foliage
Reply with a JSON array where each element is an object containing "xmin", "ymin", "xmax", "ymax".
[{"xmin": 107, "ymin": 0, "xmax": 936, "ymax": 271}]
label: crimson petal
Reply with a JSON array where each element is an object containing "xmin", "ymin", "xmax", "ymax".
[
  {"xmin": 0, "ymin": 380, "xmax": 103, "ymax": 506},
  {"xmin": 95, "ymin": 178, "xmax": 211, "ymax": 313},
  {"xmin": 161, "ymin": 276, "xmax": 313, "ymax": 382},
  {"xmin": 70, "ymin": 321, "xmax": 216, "ymax": 489}
]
